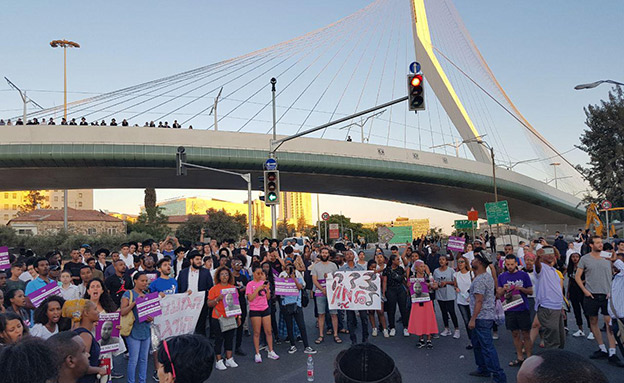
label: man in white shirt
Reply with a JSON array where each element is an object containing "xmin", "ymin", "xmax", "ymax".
[{"xmin": 119, "ymin": 243, "xmax": 134, "ymax": 269}]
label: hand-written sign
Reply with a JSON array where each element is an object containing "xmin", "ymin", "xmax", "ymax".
[
  {"xmin": 327, "ymin": 271, "xmax": 381, "ymax": 310},
  {"xmin": 153, "ymin": 292, "xmax": 205, "ymax": 340}
]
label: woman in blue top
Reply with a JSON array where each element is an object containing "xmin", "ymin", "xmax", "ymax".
[{"xmin": 121, "ymin": 272, "xmax": 153, "ymax": 383}]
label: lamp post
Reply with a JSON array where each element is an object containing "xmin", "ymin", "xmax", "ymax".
[
  {"xmin": 50, "ymin": 40, "xmax": 80, "ymax": 120},
  {"xmin": 574, "ymin": 80, "xmax": 624, "ymax": 90},
  {"xmin": 429, "ymin": 140, "xmax": 464, "ymax": 157},
  {"xmin": 550, "ymin": 162, "xmax": 561, "ymax": 190}
]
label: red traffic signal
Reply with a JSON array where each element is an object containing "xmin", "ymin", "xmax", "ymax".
[{"xmin": 408, "ymin": 74, "xmax": 425, "ymax": 111}]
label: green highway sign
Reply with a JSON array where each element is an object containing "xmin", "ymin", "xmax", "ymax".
[
  {"xmin": 485, "ymin": 200, "xmax": 511, "ymax": 225},
  {"xmin": 454, "ymin": 220, "xmax": 476, "ymax": 230}
]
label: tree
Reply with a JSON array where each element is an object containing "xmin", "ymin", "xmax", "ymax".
[
  {"xmin": 175, "ymin": 215, "xmax": 207, "ymax": 243},
  {"xmin": 321, "ymin": 214, "xmax": 378, "ymax": 243},
  {"xmin": 20, "ymin": 191, "xmax": 49, "ymax": 212},
  {"xmin": 204, "ymin": 209, "xmax": 246, "ymax": 243},
  {"xmin": 144, "ymin": 188, "xmax": 156, "ymax": 209},
  {"xmin": 127, "ymin": 207, "xmax": 170, "ymax": 239},
  {"xmin": 578, "ymin": 86, "xmax": 624, "ymax": 220}
]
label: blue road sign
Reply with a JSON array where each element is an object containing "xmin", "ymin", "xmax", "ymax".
[
  {"xmin": 264, "ymin": 158, "xmax": 278, "ymax": 170},
  {"xmin": 409, "ymin": 61, "xmax": 421, "ymax": 74}
]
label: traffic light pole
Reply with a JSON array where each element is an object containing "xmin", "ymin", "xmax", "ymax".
[
  {"xmin": 178, "ymin": 160, "xmax": 253, "ymax": 244},
  {"xmin": 270, "ymin": 78, "xmax": 278, "ymax": 239}
]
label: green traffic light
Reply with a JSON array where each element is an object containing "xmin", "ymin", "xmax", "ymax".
[{"xmin": 267, "ymin": 192, "xmax": 278, "ymax": 202}]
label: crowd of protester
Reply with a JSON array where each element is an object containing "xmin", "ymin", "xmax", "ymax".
[
  {"xmin": 0, "ymin": 229, "xmax": 619, "ymax": 383},
  {"xmin": 0, "ymin": 118, "xmax": 190, "ymax": 129}
]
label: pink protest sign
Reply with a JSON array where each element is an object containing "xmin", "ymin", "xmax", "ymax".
[
  {"xmin": 314, "ymin": 279, "xmax": 326, "ymax": 297},
  {"xmin": 410, "ymin": 278, "xmax": 430, "ymax": 303},
  {"xmin": 447, "ymin": 236, "xmax": 466, "ymax": 252},
  {"xmin": 0, "ymin": 247, "xmax": 9, "ymax": 270},
  {"xmin": 96, "ymin": 312, "xmax": 121, "ymax": 353},
  {"xmin": 136, "ymin": 292, "xmax": 162, "ymax": 322},
  {"xmin": 275, "ymin": 277, "xmax": 299, "ymax": 296},
  {"xmin": 28, "ymin": 282, "xmax": 62, "ymax": 308}
]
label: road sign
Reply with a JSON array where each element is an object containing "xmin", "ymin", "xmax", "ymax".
[
  {"xmin": 264, "ymin": 158, "xmax": 278, "ymax": 170},
  {"xmin": 321, "ymin": 212, "xmax": 330, "ymax": 221},
  {"xmin": 454, "ymin": 220, "xmax": 476, "ymax": 230},
  {"xmin": 329, "ymin": 223, "xmax": 340, "ymax": 239},
  {"xmin": 409, "ymin": 61, "xmax": 421, "ymax": 74},
  {"xmin": 467, "ymin": 208, "xmax": 478, "ymax": 221},
  {"xmin": 601, "ymin": 200, "xmax": 612, "ymax": 210},
  {"xmin": 485, "ymin": 200, "xmax": 511, "ymax": 225}
]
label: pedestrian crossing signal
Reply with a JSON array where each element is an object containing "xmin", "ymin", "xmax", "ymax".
[{"xmin": 408, "ymin": 74, "xmax": 425, "ymax": 112}]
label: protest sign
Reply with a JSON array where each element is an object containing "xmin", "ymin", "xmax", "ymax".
[
  {"xmin": 0, "ymin": 246, "xmax": 9, "ymax": 270},
  {"xmin": 153, "ymin": 292, "xmax": 205, "ymax": 340},
  {"xmin": 410, "ymin": 278, "xmax": 430, "ymax": 303},
  {"xmin": 28, "ymin": 282, "xmax": 61, "ymax": 308},
  {"xmin": 447, "ymin": 236, "xmax": 466, "ymax": 252},
  {"xmin": 221, "ymin": 288, "xmax": 241, "ymax": 317},
  {"xmin": 136, "ymin": 292, "xmax": 162, "ymax": 322},
  {"xmin": 327, "ymin": 271, "xmax": 381, "ymax": 311},
  {"xmin": 96, "ymin": 312, "xmax": 121, "ymax": 353},
  {"xmin": 502, "ymin": 295, "xmax": 524, "ymax": 311},
  {"xmin": 314, "ymin": 279, "xmax": 326, "ymax": 297},
  {"xmin": 275, "ymin": 277, "xmax": 299, "ymax": 296}
]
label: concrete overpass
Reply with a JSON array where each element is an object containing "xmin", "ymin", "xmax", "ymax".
[{"xmin": 0, "ymin": 125, "xmax": 584, "ymax": 224}]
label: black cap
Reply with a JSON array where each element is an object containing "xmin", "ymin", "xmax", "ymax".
[{"xmin": 334, "ymin": 343, "xmax": 401, "ymax": 383}]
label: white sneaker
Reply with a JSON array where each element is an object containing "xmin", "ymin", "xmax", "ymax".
[
  {"xmin": 255, "ymin": 354, "xmax": 262, "ymax": 363},
  {"xmin": 372, "ymin": 328, "xmax": 378, "ymax": 337},
  {"xmin": 440, "ymin": 328, "xmax": 451, "ymax": 337},
  {"xmin": 492, "ymin": 332, "xmax": 499, "ymax": 340},
  {"xmin": 453, "ymin": 329, "xmax": 461, "ymax": 339},
  {"xmin": 288, "ymin": 346, "xmax": 297, "ymax": 354},
  {"xmin": 572, "ymin": 330, "xmax": 585, "ymax": 337},
  {"xmin": 403, "ymin": 328, "xmax": 410, "ymax": 337},
  {"xmin": 215, "ymin": 359, "xmax": 227, "ymax": 371},
  {"xmin": 267, "ymin": 350, "xmax": 280, "ymax": 360},
  {"xmin": 588, "ymin": 332, "xmax": 595, "ymax": 340},
  {"xmin": 389, "ymin": 328, "xmax": 396, "ymax": 337},
  {"xmin": 225, "ymin": 358, "xmax": 238, "ymax": 368},
  {"xmin": 383, "ymin": 329, "xmax": 389, "ymax": 338},
  {"xmin": 303, "ymin": 347, "xmax": 317, "ymax": 354}
]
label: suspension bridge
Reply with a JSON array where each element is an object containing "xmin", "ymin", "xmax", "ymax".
[{"xmin": 0, "ymin": 0, "xmax": 587, "ymax": 224}]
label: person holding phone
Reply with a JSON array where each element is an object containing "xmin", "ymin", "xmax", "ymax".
[{"xmin": 246, "ymin": 265, "xmax": 279, "ymax": 363}]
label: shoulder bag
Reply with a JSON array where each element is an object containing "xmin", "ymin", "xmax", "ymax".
[{"xmin": 120, "ymin": 290, "xmax": 135, "ymax": 337}]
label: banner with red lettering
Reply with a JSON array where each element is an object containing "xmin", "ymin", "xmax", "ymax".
[
  {"xmin": 153, "ymin": 292, "xmax": 205, "ymax": 340},
  {"xmin": 327, "ymin": 271, "xmax": 381, "ymax": 310}
]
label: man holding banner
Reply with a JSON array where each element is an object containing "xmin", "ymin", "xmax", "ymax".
[
  {"xmin": 312, "ymin": 247, "xmax": 340, "ymax": 344},
  {"xmin": 339, "ymin": 250, "xmax": 369, "ymax": 345}
]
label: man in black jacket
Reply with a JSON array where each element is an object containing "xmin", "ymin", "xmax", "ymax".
[{"xmin": 177, "ymin": 250, "xmax": 214, "ymax": 336}]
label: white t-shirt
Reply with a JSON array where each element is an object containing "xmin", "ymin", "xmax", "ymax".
[
  {"xmin": 463, "ymin": 251, "xmax": 475, "ymax": 265},
  {"xmin": 454, "ymin": 270, "xmax": 473, "ymax": 306},
  {"xmin": 30, "ymin": 323, "xmax": 59, "ymax": 340},
  {"xmin": 60, "ymin": 284, "xmax": 81, "ymax": 301},
  {"xmin": 120, "ymin": 253, "xmax": 134, "ymax": 269}
]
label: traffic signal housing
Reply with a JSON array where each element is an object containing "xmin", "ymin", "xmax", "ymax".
[
  {"xmin": 176, "ymin": 146, "xmax": 187, "ymax": 176},
  {"xmin": 263, "ymin": 170, "xmax": 280, "ymax": 205},
  {"xmin": 408, "ymin": 74, "xmax": 425, "ymax": 111}
]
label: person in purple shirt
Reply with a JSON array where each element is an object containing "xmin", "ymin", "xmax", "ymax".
[{"xmin": 496, "ymin": 255, "xmax": 533, "ymax": 367}]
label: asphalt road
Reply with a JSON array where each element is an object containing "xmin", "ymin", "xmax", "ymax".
[{"xmin": 112, "ymin": 302, "xmax": 621, "ymax": 383}]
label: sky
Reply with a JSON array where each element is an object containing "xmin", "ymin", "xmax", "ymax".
[{"xmin": 1, "ymin": 0, "xmax": 622, "ymax": 233}]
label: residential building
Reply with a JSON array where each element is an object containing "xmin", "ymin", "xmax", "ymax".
[
  {"xmin": 279, "ymin": 192, "xmax": 313, "ymax": 228},
  {"xmin": 0, "ymin": 189, "xmax": 93, "ymax": 225},
  {"xmin": 7, "ymin": 208, "xmax": 125, "ymax": 236}
]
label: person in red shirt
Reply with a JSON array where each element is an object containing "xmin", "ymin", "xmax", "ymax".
[{"xmin": 208, "ymin": 267, "xmax": 242, "ymax": 371}]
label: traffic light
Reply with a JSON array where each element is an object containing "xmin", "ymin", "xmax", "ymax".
[
  {"xmin": 408, "ymin": 74, "xmax": 425, "ymax": 111},
  {"xmin": 176, "ymin": 146, "xmax": 187, "ymax": 176},
  {"xmin": 263, "ymin": 170, "xmax": 280, "ymax": 205}
]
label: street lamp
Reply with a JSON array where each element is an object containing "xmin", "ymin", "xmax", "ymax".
[
  {"xmin": 574, "ymin": 80, "xmax": 624, "ymax": 90},
  {"xmin": 339, "ymin": 109, "xmax": 386, "ymax": 143},
  {"xmin": 460, "ymin": 136, "xmax": 497, "ymax": 203},
  {"xmin": 50, "ymin": 39, "xmax": 80, "ymax": 119},
  {"xmin": 430, "ymin": 140, "xmax": 464, "ymax": 157},
  {"xmin": 550, "ymin": 162, "xmax": 561, "ymax": 190}
]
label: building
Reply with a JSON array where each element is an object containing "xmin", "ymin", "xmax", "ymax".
[
  {"xmin": 7, "ymin": 208, "xmax": 125, "ymax": 236},
  {"xmin": 362, "ymin": 217, "xmax": 430, "ymax": 239},
  {"xmin": 156, "ymin": 197, "xmax": 272, "ymax": 228},
  {"xmin": 166, "ymin": 215, "xmax": 209, "ymax": 232},
  {"xmin": 0, "ymin": 189, "xmax": 93, "ymax": 225},
  {"xmin": 279, "ymin": 192, "xmax": 313, "ymax": 228}
]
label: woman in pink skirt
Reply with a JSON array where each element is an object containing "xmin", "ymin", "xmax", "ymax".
[{"xmin": 408, "ymin": 260, "xmax": 439, "ymax": 349}]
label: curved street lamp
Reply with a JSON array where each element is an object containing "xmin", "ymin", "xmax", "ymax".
[
  {"xmin": 50, "ymin": 40, "xmax": 80, "ymax": 119},
  {"xmin": 574, "ymin": 80, "xmax": 624, "ymax": 90}
]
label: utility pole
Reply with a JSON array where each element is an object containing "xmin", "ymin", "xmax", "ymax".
[
  {"xmin": 316, "ymin": 194, "xmax": 321, "ymax": 244},
  {"xmin": 550, "ymin": 162, "xmax": 561, "ymax": 190},
  {"xmin": 209, "ymin": 87, "xmax": 223, "ymax": 131},
  {"xmin": 270, "ymin": 78, "xmax": 278, "ymax": 239},
  {"xmin": 4, "ymin": 77, "xmax": 44, "ymax": 125}
]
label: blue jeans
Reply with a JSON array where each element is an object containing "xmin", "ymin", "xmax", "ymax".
[
  {"xmin": 471, "ymin": 319, "xmax": 507, "ymax": 383},
  {"xmin": 127, "ymin": 335, "xmax": 151, "ymax": 383}
]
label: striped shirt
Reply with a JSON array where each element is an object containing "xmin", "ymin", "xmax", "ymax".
[{"xmin": 608, "ymin": 260, "xmax": 624, "ymax": 319}]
